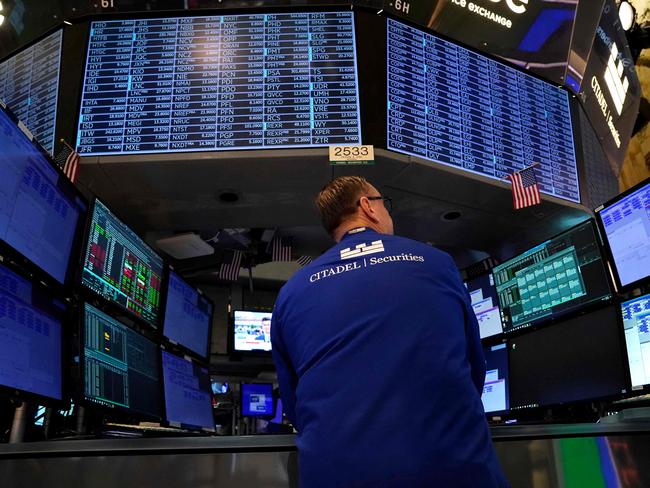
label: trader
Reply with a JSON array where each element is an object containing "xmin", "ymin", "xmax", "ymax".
[{"xmin": 271, "ymin": 176, "xmax": 509, "ymax": 487}]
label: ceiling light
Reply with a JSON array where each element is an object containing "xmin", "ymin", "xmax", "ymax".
[
  {"xmin": 619, "ymin": 1, "xmax": 636, "ymax": 32},
  {"xmin": 0, "ymin": 15, "xmax": 4, "ymax": 27},
  {"xmin": 0, "ymin": 2, "xmax": 3, "ymax": 11}
]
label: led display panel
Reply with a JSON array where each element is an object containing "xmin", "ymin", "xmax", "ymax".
[
  {"xmin": 464, "ymin": 273, "xmax": 503, "ymax": 339},
  {"xmin": 481, "ymin": 343, "xmax": 509, "ymax": 414},
  {"xmin": 0, "ymin": 102, "xmax": 87, "ymax": 286},
  {"xmin": 241, "ymin": 383, "xmax": 273, "ymax": 416},
  {"xmin": 509, "ymin": 306, "xmax": 626, "ymax": 409},
  {"xmin": 621, "ymin": 293, "xmax": 650, "ymax": 389},
  {"xmin": 82, "ymin": 199, "xmax": 163, "ymax": 327},
  {"xmin": 162, "ymin": 350, "xmax": 214, "ymax": 431},
  {"xmin": 163, "ymin": 270, "xmax": 213, "ymax": 359},
  {"xmin": 83, "ymin": 303, "xmax": 161, "ymax": 419},
  {"xmin": 492, "ymin": 220, "xmax": 611, "ymax": 333},
  {"xmin": 596, "ymin": 178, "xmax": 650, "ymax": 290},
  {"xmin": 233, "ymin": 310, "xmax": 272, "ymax": 352},
  {"xmin": 0, "ymin": 263, "xmax": 65, "ymax": 402},
  {"xmin": 0, "ymin": 30, "xmax": 63, "ymax": 154},
  {"xmin": 77, "ymin": 12, "xmax": 361, "ymax": 155},
  {"xmin": 387, "ymin": 18, "xmax": 579, "ymax": 203}
]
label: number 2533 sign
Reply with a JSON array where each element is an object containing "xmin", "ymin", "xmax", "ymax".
[{"xmin": 329, "ymin": 145, "xmax": 375, "ymax": 165}]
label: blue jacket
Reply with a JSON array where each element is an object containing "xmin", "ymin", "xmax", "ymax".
[{"xmin": 272, "ymin": 228, "xmax": 508, "ymax": 487}]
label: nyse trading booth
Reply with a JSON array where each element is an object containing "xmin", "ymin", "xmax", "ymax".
[{"xmin": 0, "ymin": 0, "xmax": 650, "ymax": 487}]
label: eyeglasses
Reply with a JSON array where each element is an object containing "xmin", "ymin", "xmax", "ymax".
[{"xmin": 357, "ymin": 195, "xmax": 392, "ymax": 214}]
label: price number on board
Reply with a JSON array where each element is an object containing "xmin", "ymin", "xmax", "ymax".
[{"xmin": 329, "ymin": 145, "xmax": 375, "ymax": 165}]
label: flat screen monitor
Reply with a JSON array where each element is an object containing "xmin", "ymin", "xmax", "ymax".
[
  {"xmin": 233, "ymin": 310, "xmax": 272, "ymax": 352},
  {"xmin": 82, "ymin": 199, "xmax": 164, "ymax": 327},
  {"xmin": 492, "ymin": 220, "xmax": 611, "ymax": 333},
  {"xmin": 0, "ymin": 102, "xmax": 87, "ymax": 287},
  {"xmin": 83, "ymin": 303, "xmax": 162, "ymax": 419},
  {"xmin": 241, "ymin": 383, "xmax": 274, "ymax": 417},
  {"xmin": 464, "ymin": 273, "xmax": 503, "ymax": 339},
  {"xmin": 509, "ymin": 305, "xmax": 626, "ymax": 409},
  {"xmin": 0, "ymin": 262, "xmax": 65, "ymax": 402},
  {"xmin": 596, "ymin": 177, "xmax": 650, "ymax": 290},
  {"xmin": 481, "ymin": 343, "xmax": 509, "ymax": 414},
  {"xmin": 77, "ymin": 12, "xmax": 361, "ymax": 156},
  {"xmin": 386, "ymin": 18, "xmax": 580, "ymax": 203},
  {"xmin": 211, "ymin": 381, "xmax": 229, "ymax": 395},
  {"xmin": 163, "ymin": 270, "xmax": 213, "ymax": 359},
  {"xmin": 620, "ymin": 293, "xmax": 650, "ymax": 389},
  {"xmin": 161, "ymin": 350, "xmax": 214, "ymax": 431},
  {"xmin": 0, "ymin": 29, "xmax": 63, "ymax": 154}
]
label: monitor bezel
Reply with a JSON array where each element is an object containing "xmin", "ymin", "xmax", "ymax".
[
  {"xmin": 594, "ymin": 176, "xmax": 650, "ymax": 293},
  {"xmin": 0, "ymin": 100, "xmax": 89, "ymax": 294},
  {"xmin": 160, "ymin": 266, "xmax": 214, "ymax": 362},
  {"xmin": 493, "ymin": 218, "xmax": 613, "ymax": 336},
  {"xmin": 0, "ymin": 260, "xmax": 71, "ymax": 408},
  {"xmin": 229, "ymin": 308, "xmax": 274, "ymax": 357},
  {"xmin": 240, "ymin": 382, "xmax": 276, "ymax": 418},
  {"xmin": 78, "ymin": 300, "xmax": 164, "ymax": 422},
  {"xmin": 80, "ymin": 196, "xmax": 166, "ymax": 331},
  {"xmin": 159, "ymin": 347, "xmax": 215, "ymax": 433}
]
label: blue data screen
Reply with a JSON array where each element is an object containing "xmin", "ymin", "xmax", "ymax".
[
  {"xmin": 387, "ymin": 19, "xmax": 579, "ymax": 203},
  {"xmin": 0, "ymin": 106, "xmax": 85, "ymax": 285},
  {"xmin": 0, "ymin": 263, "xmax": 64, "ymax": 400},
  {"xmin": 598, "ymin": 180, "xmax": 650, "ymax": 287},
  {"xmin": 481, "ymin": 343, "xmax": 509, "ymax": 414},
  {"xmin": 241, "ymin": 383, "xmax": 273, "ymax": 416},
  {"xmin": 163, "ymin": 271, "xmax": 213, "ymax": 358},
  {"xmin": 162, "ymin": 350, "xmax": 214, "ymax": 430},
  {"xmin": 621, "ymin": 293, "xmax": 650, "ymax": 388},
  {"xmin": 77, "ymin": 12, "xmax": 361, "ymax": 155},
  {"xmin": 0, "ymin": 30, "xmax": 62, "ymax": 154}
]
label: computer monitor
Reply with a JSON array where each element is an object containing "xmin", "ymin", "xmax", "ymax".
[
  {"xmin": 161, "ymin": 350, "xmax": 214, "ymax": 432},
  {"xmin": 163, "ymin": 270, "xmax": 213, "ymax": 359},
  {"xmin": 0, "ymin": 262, "xmax": 65, "ymax": 403},
  {"xmin": 81, "ymin": 199, "xmax": 164, "ymax": 328},
  {"xmin": 464, "ymin": 273, "xmax": 503, "ymax": 339},
  {"xmin": 492, "ymin": 220, "xmax": 611, "ymax": 333},
  {"xmin": 481, "ymin": 343, "xmax": 509, "ymax": 414},
  {"xmin": 620, "ymin": 292, "xmax": 650, "ymax": 389},
  {"xmin": 83, "ymin": 303, "xmax": 162, "ymax": 419},
  {"xmin": 0, "ymin": 102, "xmax": 87, "ymax": 287},
  {"xmin": 233, "ymin": 310, "xmax": 272, "ymax": 352},
  {"xmin": 241, "ymin": 383, "xmax": 274, "ymax": 417},
  {"xmin": 595, "ymin": 177, "xmax": 650, "ymax": 290},
  {"xmin": 509, "ymin": 305, "xmax": 627, "ymax": 409}
]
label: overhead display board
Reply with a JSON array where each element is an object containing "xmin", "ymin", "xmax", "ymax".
[
  {"xmin": 387, "ymin": 18, "xmax": 579, "ymax": 203},
  {"xmin": 382, "ymin": 0, "xmax": 578, "ymax": 86},
  {"xmin": 77, "ymin": 12, "xmax": 361, "ymax": 155},
  {"xmin": 0, "ymin": 30, "xmax": 63, "ymax": 154}
]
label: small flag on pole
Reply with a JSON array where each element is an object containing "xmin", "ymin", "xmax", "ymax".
[
  {"xmin": 54, "ymin": 140, "xmax": 81, "ymax": 183},
  {"xmin": 296, "ymin": 255, "xmax": 313, "ymax": 268},
  {"xmin": 219, "ymin": 250, "xmax": 243, "ymax": 282},
  {"xmin": 508, "ymin": 164, "xmax": 541, "ymax": 210},
  {"xmin": 271, "ymin": 236, "xmax": 292, "ymax": 262}
]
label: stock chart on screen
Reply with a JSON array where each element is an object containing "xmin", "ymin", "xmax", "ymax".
[{"xmin": 82, "ymin": 200, "xmax": 163, "ymax": 326}]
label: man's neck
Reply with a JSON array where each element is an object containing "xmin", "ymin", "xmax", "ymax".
[{"xmin": 334, "ymin": 219, "xmax": 382, "ymax": 242}]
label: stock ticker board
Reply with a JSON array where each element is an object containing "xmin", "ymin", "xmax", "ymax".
[
  {"xmin": 387, "ymin": 19, "xmax": 580, "ymax": 203},
  {"xmin": 76, "ymin": 12, "xmax": 361, "ymax": 155},
  {"xmin": 0, "ymin": 30, "xmax": 63, "ymax": 154}
]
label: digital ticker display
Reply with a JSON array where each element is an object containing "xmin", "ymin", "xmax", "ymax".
[
  {"xmin": 492, "ymin": 220, "xmax": 611, "ymax": 333},
  {"xmin": 387, "ymin": 19, "xmax": 580, "ymax": 203},
  {"xmin": 82, "ymin": 200, "xmax": 163, "ymax": 327},
  {"xmin": 0, "ymin": 30, "xmax": 62, "ymax": 154},
  {"xmin": 77, "ymin": 12, "xmax": 361, "ymax": 155}
]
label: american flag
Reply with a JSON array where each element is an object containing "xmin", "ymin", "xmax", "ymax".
[
  {"xmin": 218, "ymin": 250, "xmax": 243, "ymax": 282},
  {"xmin": 54, "ymin": 142, "xmax": 81, "ymax": 183},
  {"xmin": 508, "ymin": 165, "xmax": 541, "ymax": 210},
  {"xmin": 296, "ymin": 255, "xmax": 313, "ymax": 268},
  {"xmin": 271, "ymin": 236, "xmax": 292, "ymax": 262}
]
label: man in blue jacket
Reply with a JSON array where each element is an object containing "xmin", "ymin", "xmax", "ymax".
[{"xmin": 271, "ymin": 176, "xmax": 509, "ymax": 487}]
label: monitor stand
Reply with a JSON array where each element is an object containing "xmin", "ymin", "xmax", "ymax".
[{"xmin": 9, "ymin": 402, "xmax": 29, "ymax": 443}]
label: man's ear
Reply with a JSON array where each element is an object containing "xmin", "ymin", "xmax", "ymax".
[{"xmin": 359, "ymin": 197, "xmax": 380, "ymax": 223}]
